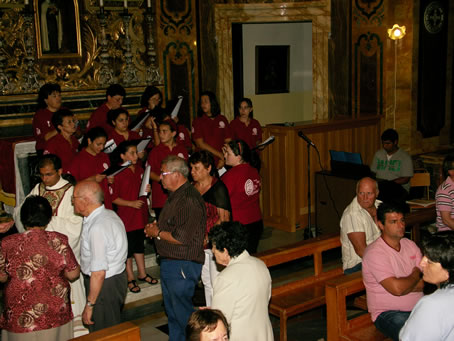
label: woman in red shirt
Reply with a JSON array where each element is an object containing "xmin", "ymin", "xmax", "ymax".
[
  {"xmin": 68, "ymin": 127, "xmax": 113, "ymax": 209},
  {"xmin": 111, "ymin": 141, "xmax": 157, "ymax": 293},
  {"xmin": 221, "ymin": 139, "xmax": 263, "ymax": 253},
  {"xmin": 230, "ymin": 98, "xmax": 262, "ymax": 149},
  {"xmin": 192, "ymin": 91, "xmax": 232, "ymax": 169},
  {"xmin": 33, "ymin": 83, "xmax": 62, "ymax": 155}
]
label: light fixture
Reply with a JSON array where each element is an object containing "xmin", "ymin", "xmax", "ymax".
[
  {"xmin": 388, "ymin": 24, "xmax": 406, "ymax": 40},
  {"xmin": 387, "ymin": 24, "xmax": 406, "ymax": 129}
]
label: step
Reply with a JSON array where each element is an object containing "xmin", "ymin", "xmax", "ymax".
[{"xmin": 132, "ymin": 253, "xmax": 158, "ymax": 272}]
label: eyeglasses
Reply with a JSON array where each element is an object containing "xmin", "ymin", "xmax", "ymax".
[{"xmin": 160, "ymin": 171, "xmax": 174, "ymax": 176}]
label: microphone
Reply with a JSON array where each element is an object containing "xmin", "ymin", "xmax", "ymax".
[{"xmin": 298, "ymin": 131, "xmax": 315, "ymax": 147}]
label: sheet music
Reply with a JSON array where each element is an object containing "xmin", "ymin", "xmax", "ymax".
[
  {"xmin": 170, "ymin": 96, "xmax": 183, "ymax": 119},
  {"xmin": 103, "ymin": 139, "xmax": 117, "ymax": 154},
  {"xmin": 139, "ymin": 164, "xmax": 151, "ymax": 197},
  {"xmin": 102, "ymin": 161, "xmax": 131, "ymax": 176},
  {"xmin": 252, "ymin": 135, "xmax": 275, "ymax": 150},
  {"xmin": 136, "ymin": 138, "xmax": 152, "ymax": 153},
  {"xmin": 131, "ymin": 112, "xmax": 150, "ymax": 131}
]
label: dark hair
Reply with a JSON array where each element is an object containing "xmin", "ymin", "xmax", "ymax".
[
  {"xmin": 189, "ymin": 151, "xmax": 217, "ymax": 177},
  {"xmin": 198, "ymin": 91, "xmax": 221, "ymax": 117},
  {"xmin": 225, "ymin": 139, "xmax": 261, "ymax": 171},
  {"xmin": 110, "ymin": 140, "xmax": 136, "ymax": 166},
  {"xmin": 51, "ymin": 108, "xmax": 74, "ymax": 133},
  {"xmin": 21, "ymin": 195, "xmax": 52, "ymax": 228},
  {"xmin": 140, "ymin": 86, "xmax": 162, "ymax": 108},
  {"xmin": 442, "ymin": 154, "xmax": 454, "ymax": 179},
  {"xmin": 37, "ymin": 83, "xmax": 61, "ymax": 109},
  {"xmin": 107, "ymin": 108, "xmax": 129, "ymax": 127},
  {"xmin": 80, "ymin": 127, "xmax": 108, "ymax": 150},
  {"xmin": 377, "ymin": 202, "xmax": 404, "ymax": 225},
  {"xmin": 422, "ymin": 232, "xmax": 454, "ymax": 287},
  {"xmin": 209, "ymin": 221, "xmax": 248, "ymax": 258},
  {"xmin": 236, "ymin": 97, "xmax": 254, "ymax": 118},
  {"xmin": 160, "ymin": 119, "xmax": 177, "ymax": 133},
  {"xmin": 37, "ymin": 154, "xmax": 62, "ymax": 171},
  {"xmin": 106, "ymin": 84, "xmax": 126, "ymax": 99},
  {"xmin": 186, "ymin": 309, "xmax": 230, "ymax": 341},
  {"xmin": 381, "ymin": 128, "xmax": 398, "ymax": 143}
]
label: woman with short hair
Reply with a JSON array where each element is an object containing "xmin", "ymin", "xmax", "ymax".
[
  {"xmin": 0, "ymin": 195, "xmax": 80, "ymax": 340},
  {"xmin": 400, "ymin": 232, "xmax": 454, "ymax": 340},
  {"xmin": 209, "ymin": 221, "xmax": 273, "ymax": 341}
]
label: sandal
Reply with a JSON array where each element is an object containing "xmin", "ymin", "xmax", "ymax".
[
  {"xmin": 128, "ymin": 280, "xmax": 141, "ymax": 293},
  {"xmin": 137, "ymin": 274, "xmax": 159, "ymax": 285}
]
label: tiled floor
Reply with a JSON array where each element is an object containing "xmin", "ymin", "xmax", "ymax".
[{"xmin": 121, "ymin": 226, "xmax": 335, "ymax": 341}]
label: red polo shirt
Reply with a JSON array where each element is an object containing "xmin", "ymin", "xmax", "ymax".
[
  {"xmin": 147, "ymin": 143, "xmax": 188, "ymax": 208},
  {"xmin": 230, "ymin": 117, "xmax": 262, "ymax": 149},
  {"xmin": 68, "ymin": 149, "xmax": 112, "ymax": 209},
  {"xmin": 221, "ymin": 163, "xmax": 261, "ymax": 224},
  {"xmin": 192, "ymin": 114, "xmax": 232, "ymax": 158},
  {"xmin": 33, "ymin": 108, "xmax": 55, "ymax": 151},
  {"xmin": 111, "ymin": 165, "xmax": 148, "ymax": 232},
  {"xmin": 44, "ymin": 134, "xmax": 80, "ymax": 173}
]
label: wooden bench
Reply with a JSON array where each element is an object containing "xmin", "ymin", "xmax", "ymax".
[
  {"xmin": 256, "ymin": 233, "xmax": 343, "ymax": 341},
  {"xmin": 69, "ymin": 321, "xmax": 141, "ymax": 341},
  {"xmin": 325, "ymin": 272, "xmax": 390, "ymax": 341}
]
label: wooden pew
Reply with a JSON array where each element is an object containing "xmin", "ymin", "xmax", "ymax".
[
  {"xmin": 69, "ymin": 322, "xmax": 141, "ymax": 341},
  {"xmin": 325, "ymin": 272, "xmax": 390, "ymax": 341},
  {"xmin": 405, "ymin": 206, "xmax": 436, "ymax": 245},
  {"xmin": 256, "ymin": 233, "xmax": 343, "ymax": 341}
]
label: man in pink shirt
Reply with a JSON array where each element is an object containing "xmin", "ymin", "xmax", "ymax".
[{"xmin": 362, "ymin": 202, "xmax": 423, "ymax": 341}]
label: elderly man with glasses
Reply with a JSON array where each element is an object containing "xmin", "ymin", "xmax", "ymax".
[{"xmin": 145, "ymin": 155, "xmax": 206, "ymax": 341}]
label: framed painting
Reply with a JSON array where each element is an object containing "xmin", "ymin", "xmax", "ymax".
[
  {"xmin": 255, "ymin": 45, "xmax": 290, "ymax": 94},
  {"xmin": 34, "ymin": 0, "xmax": 82, "ymax": 59}
]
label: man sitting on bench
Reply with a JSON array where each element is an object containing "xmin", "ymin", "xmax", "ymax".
[
  {"xmin": 362, "ymin": 202, "xmax": 424, "ymax": 341},
  {"xmin": 340, "ymin": 177, "xmax": 381, "ymax": 274}
]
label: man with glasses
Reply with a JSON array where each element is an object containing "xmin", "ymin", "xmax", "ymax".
[
  {"xmin": 145, "ymin": 155, "xmax": 206, "ymax": 341},
  {"xmin": 13, "ymin": 154, "xmax": 87, "ymax": 336}
]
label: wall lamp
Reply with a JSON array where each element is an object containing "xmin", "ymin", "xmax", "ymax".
[{"xmin": 388, "ymin": 24, "xmax": 406, "ymax": 40}]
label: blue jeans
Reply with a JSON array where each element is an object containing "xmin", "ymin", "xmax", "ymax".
[
  {"xmin": 344, "ymin": 262, "xmax": 362, "ymax": 275},
  {"xmin": 160, "ymin": 259, "xmax": 202, "ymax": 341},
  {"xmin": 374, "ymin": 310, "xmax": 411, "ymax": 341}
]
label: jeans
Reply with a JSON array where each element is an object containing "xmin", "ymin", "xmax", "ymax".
[
  {"xmin": 343, "ymin": 262, "xmax": 362, "ymax": 275},
  {"xmin": 374, "ymin": 310, "xmax": 411, "ymax": 341},
  {"xmin": 160, "ymin": 259, "xmax": 202, "ymax": 341}
]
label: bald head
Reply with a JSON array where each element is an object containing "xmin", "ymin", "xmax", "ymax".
[
  {"xmin": 356, "ymin": 177, "xmax": 379, "ymax": 210},
  {"xmin": 73, "ymin": 180, "xmax": 104, "ymax": 216}
]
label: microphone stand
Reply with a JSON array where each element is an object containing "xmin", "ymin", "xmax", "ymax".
[{"xmin": 306, "ymin": 141, "xmax": 312, "ymax": 238}]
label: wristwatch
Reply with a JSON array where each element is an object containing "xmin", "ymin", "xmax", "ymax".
[
  {"xmin": 86, "ymin": 301, "xmax": 96, "ymax": 307},
  {"xmin": 156, "ymin": 230, "xmax": 162, "ymax": 240}
]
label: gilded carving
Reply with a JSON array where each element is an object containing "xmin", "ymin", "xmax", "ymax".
[{"xmin": 353, "ymin": 0, "xmax": 384, "ymax": 26}]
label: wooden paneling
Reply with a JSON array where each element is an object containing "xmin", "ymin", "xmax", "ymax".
[{"xmin": 261, "ymin": 117, "xmax": 381, "ymax": 232}]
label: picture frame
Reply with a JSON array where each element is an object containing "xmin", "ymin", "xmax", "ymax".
[
  {"xmin": 255, "ymin": 45, "xmax": 290, "ymax": 94},
  {"xmin": 34, "ymin": 0, "xmax": 82, "ymax": 59}
]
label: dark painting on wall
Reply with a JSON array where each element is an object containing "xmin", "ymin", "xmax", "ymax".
[{"xmin": 255, "ymin": 45, "xmax": 290, "ymax": 94}]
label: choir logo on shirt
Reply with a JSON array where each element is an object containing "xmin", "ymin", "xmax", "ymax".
[
  {"xmin": 219, "ymin": 121, "xmax": 225, "ymax": 128},
  {"xmin": 47, "ymin": 121, "xmax": 51, "ymax": 127},
  {"xmin": 178, "ymin": 153, "xmax": 184, "ymax": 159},
  {"xmin": 191, "ymin": 127, "xmax": 195, "ymax": 133},
  {"xmin": 252, "ymin": 128, "xmax": 258, "ymax": 135},
  {"xmin": 103, "ymin": 163, "xmax": 109, "ymax": 170},
  {"xmin": 244, "ymin": 179, "xmax": 260, "ymax": 196},
  {"xmin": 179, "ymin": 132, "xmax": 185, "ymax": 140},
  {"xmin": 36, "ymin": 128, "xmax": 41, "ymax": 135},
  {"xmin": 109, "ymin": 186, "xmax": 113, "ymax": 195}
]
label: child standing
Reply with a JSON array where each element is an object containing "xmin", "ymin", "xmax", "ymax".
[{"xmin": 111, "ymin": 141, "xmax": 158, "ymax": 293}]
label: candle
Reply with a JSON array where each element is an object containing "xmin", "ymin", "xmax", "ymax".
[
  {"xmin": 124, "ymin": 0, "xmax": 127, "ymax": 8},
  {"xmin": 99, "ymin": 0, "xmax": 103, "ymax": 7},
  {"xmin": 147, "ymin": 0, "xmax": 151, "ymax": 8}
]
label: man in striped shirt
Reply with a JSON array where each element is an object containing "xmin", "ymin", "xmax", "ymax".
[{"xmin": 145, "ymin": 155, "xmax": 206, "ymax": 341}]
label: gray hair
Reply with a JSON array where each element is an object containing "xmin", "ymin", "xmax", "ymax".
[{"xmin": 162, "ymin": 155, "xmax": 189, "ymax": 178}]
